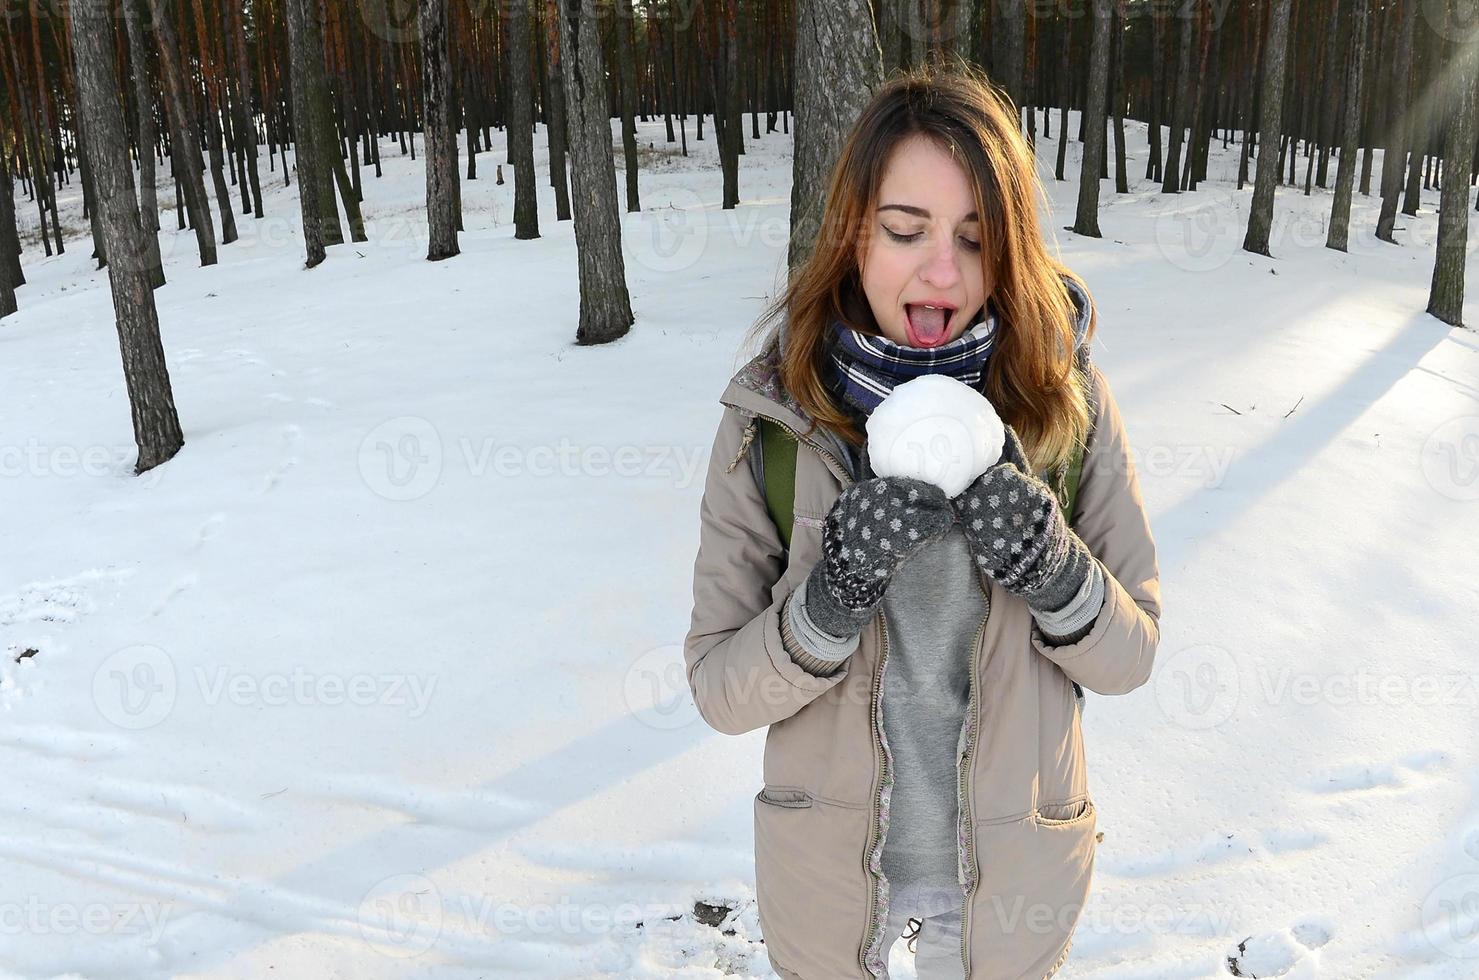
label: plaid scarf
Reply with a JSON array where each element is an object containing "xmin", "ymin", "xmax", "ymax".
[{"xmin": 827, "ymin": 307, "xmax": 999, "ymax": 415}]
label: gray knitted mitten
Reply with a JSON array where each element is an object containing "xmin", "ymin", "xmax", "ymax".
[
  {"xmin": 802, "ymin": 475, "xmax": 954, "ymax": 639},
  {"xmin": 952, "ymin": 423, "xmax": 1093, "ymax": 612}
]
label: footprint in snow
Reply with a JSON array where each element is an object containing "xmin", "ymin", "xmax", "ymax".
[
  {"xmin": 1309, "ymin": 752, "xmax": 1450, "ymax": 794},
  {"xmin": 261, "ymin": 425, "xmax": 303, "ymax": 493},
  {"xmin": 1226, "ymin": 916, "xmax": 1333, "ymax": 977}
]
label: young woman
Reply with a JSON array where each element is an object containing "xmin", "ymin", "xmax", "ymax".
[{"xmin": 684, "ymin": 62, "xmax": 1161, "ymax": 980}]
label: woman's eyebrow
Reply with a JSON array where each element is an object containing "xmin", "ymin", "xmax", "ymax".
[{"xmin": 877, "ymin": 203, "xmax": 979, "ymax": 222}]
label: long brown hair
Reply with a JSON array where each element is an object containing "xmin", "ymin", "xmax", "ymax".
[{"xmin": 747, "ymin": 58, "xmax": 1096, "ymax": 476}]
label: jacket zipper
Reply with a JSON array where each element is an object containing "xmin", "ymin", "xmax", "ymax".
[
  {"xmin": 958, "ymin": 608, "xmax": 988, "ymax": 977},
  {"xmin": 860, "ymin": 610, "xmax": 891, "ymax": 978}
]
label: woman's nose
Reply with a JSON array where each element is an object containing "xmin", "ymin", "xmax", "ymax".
[{"xmin": 918, "ymin": 232, "xmax": 961, "ymax": 288}]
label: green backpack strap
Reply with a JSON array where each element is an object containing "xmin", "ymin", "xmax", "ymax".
[
  {"xmin": 757, "ymin": 418, "xmax": 799, "ymax": 552},
  {"xmin": 1053, "ymin": 442, "xmax": 1086, "ymax": 526}
]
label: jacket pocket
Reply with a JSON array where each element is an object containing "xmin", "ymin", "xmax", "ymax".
[
  {"xmin": 969, "ymin": 805, "xmax": 1097, "ymax": 976},
  {"xmin": 1034, "ymin": 797, "xmax": 1095, "ymax": 827},
  {"xmin": 757, "ymin": 786, "xmax": 813, "ymax": 809},
  {"xmin": 753, "ymin": 793, "xmax": 872, "ymax": 977}
]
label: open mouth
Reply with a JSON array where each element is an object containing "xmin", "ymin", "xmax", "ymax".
[{"xmin": 904, "ymin": 303, "xmax": 956, "ymax": 348}]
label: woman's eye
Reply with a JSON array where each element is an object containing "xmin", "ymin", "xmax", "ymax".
[
  {"xmin": 882, "ymin": 226, "xmax": 922, "ymax": 244},
  {"xmin": 960, "ymin": 237, "xmax": 981, "ymax": 252}
]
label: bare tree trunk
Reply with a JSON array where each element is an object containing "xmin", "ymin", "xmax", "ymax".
[
  {"xmin": 1146, "ymin": 2, "xmax": 1164, "ymax": 182},
  {"xmin": 299, "ymin": 0, "xmax": 346, "ymax": 246},
  {"xmin": 227, "ymin": 0, "xmax": 264, "ymax": 218},
  {"xmin": 509, "ymin": 0, "xmax": 541, "ymax": 238},
  {"xmin": 145, "ymin": 0, "xmax": 218, "ymax": 265},
  {"xmin": 1244, "ymin": 0, "xmax": 1293, "ymax": 255},
  {"xmin": 120, "ymin": 0, "xmax": 165, "ymax": 288},
  {"xmin": 720, "ymin": 0, "xmax": 742, "ymax": 209},
  {"xmin": 544, "ymin": 0, "xmax": 572, "ymax": 222},
  {"xmin": 1401, "ymin": 12, "xmax": 1432, "ymax": 217},
  {"xmin": 1427, "ymin": 0, "xmax": 1479, "ymax": 326},
  {"xmin": 615, "ymin": 0, "xmax": 641, "ymax": 211},
  {"xmin": 0, "ymin": 145, "xmax": 21, "ymax": 307},
  {"xmin": 1327, "ymin": 0, "xmax": 1369, "ymax": 252},
  {"xmin": 1073, "ymin": 0, "xmax": 1112, "ymax": 236},
  {"xmin": 190, "ymin": 0, "xmax": 239, "ymax": 244},
  {"xmin": 283, "ymin": 0, "xmax": 329, "ymax": 265},
  {"xmin": 1111, "ymin": 0, "xmax": 1128, "ymax": 194},
  {"xmin": 0, "ymin": 150, "xmax": 17, "ymax": 317},
  {"xmin": 1161, "ymin": 5, "xmax": 1194, "ymax": 193},
  {"xmin": 993, "ymin": 0, "xmax": 1025, "ymax": 121},
  {"xmin": 789, "ymin": 0, "xmax": 883, "ymax": 270},
  {"xmin": 68, "ymin": 0, "xmax": 184, "ymax": 472},
  {"xmin": 557, "ymin": 0, "xmax": 634, "ymax": 344},
  {"xmin": 419, "ymin": 0, "xmax": 460, "ymax": 259},
  {"xmin": 1376, "ymin": 0, "xmax": 1417, "ymax": 242}
]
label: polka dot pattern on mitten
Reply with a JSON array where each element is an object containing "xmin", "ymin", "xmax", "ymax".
[{"xmin": 801, "ymin": 475, "xmax": 954, "ymax": 640}]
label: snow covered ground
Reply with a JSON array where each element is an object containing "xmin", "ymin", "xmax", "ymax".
[{"xmin": 2, "ymin": 107, "xmax": 1478, "ymax": 979}]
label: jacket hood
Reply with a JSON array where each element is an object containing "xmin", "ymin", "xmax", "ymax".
[{"xmin": 1062, "ymin": 274, "xmax": 1094, "ymax": 352}]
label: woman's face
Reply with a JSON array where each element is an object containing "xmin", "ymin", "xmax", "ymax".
[{"xmin": 855, "ymin": 135, "xmax": 991, "ymax": 349}]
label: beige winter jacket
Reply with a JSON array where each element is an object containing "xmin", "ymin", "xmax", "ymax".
[{"xmin": 683, "ymin": 339, "xmax": 1162, "ymax": 979}]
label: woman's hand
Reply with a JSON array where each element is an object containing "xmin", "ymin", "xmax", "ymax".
[
  {"xmin": 951, "ymin": 424, "xmax": 1094, "ymax": 613},
  {"xmin": 801, "ymin": 475, "xmax": 954, "ymax": 640}
]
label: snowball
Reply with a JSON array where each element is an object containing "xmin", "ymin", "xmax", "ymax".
[{"xmin": 866, "ymin": 375, "xmax": 1005, "ymax": 497}]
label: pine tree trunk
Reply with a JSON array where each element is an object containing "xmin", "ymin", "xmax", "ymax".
[
  {"xmin": 191, "ymin": 0, "xmax": 239, "ymax": 244},
  {"xmin": 419, "ymin": 0, "xmax": 461, "ymax": 259},
  {"xmin": 0, "ymin": 146, "xmax": 22, "ymax": 304},
  {"xmin": 615, "ymin": 0, "xmax": 641, "ymax": 211},
  {"xmin": 1243, "ymin": 0, "xmax": 1293, "ymax": 255},
  {"xmin": 227, "ymin": 0, "xmax": 265, "ymax": 218},
  {"xmin": 145, "ymin": 0, "xmax": 218, "ymax": 265},
  {"xmin": 1427, "ymin": 0, "xmax": 1479, "ymax": 326},
  {"xmin": 1401, "ymin": 13, "xmax": 1433, "ymax": 217},
  {"xmin": 1376, "ymin": 0, "xmax": 1417, "ymax": 241},
  {"xmin": 993, "ymin": 0, "xmax": 1025, "ymax": 119},
  {"xmin": 1073, "ymin": 0, "xmax": 1112, "ymax": 237},
  {"xmin": 68, "ymin": 0, "xmax": 184, "ymax": 472},
  {"xmin": 789, "ymin": 0, "xmax": 883, "ymax": 270},
  {"xmin": 120, "ymin": 0, "xmax": 165, "ymax": 288},
  {"xmin": 720, "ymin": 0, "xmax": 742, "ymax": 209},
  {"xmin": 509, "ymin": 0, "xmax": 541, "ymax": 238},
  {"xmin": 543, "ymin": 0, "xmax": 572, "ymax": 222},
  {"xmin": 1327, "ymin": 0, "xmax": 1369, "ymax": 252},
  {"xmin": 299, "ymin": 0, "xmax": 345, "ymax": 246},
  {"xmin": 557, "ymin": 0, "xmax": 634, "ymax": 344},
  {"xmin": 283, "ymin": 0, "xmax": 329, "ymax": 265},
  {"xmin": 1146, "ymin": 5, "xmax": 1163, "ymax": 182},
  {"xmin": 1161, "ymin": 6, "xmax": 1194, "ymax": 194},
  {"xmin": 1111, "ymin": 0, "xmax": 1128, "ymax": 194},
  {"xmin": 0, "ymin": 149, "xmax": 17, "ymax": 317}
]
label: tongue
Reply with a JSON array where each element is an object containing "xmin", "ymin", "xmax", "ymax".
[{"xmin": 907, "ymin": 304, "xmax": 949, "ymax": 346}]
